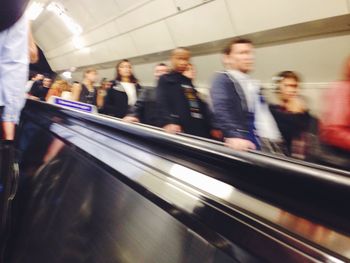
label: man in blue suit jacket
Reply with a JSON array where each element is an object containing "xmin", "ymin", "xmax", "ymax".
[{"xmin": 211, "ymin": 38, "xmax": 260, "ymax": 151}]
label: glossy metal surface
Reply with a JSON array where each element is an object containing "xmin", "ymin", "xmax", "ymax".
[{"xmin": 7, "ymin": 100, "xmax": 350, "ymax": 263}]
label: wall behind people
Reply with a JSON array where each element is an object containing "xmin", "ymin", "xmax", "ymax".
[{"xmin": 71, "ymin": 33, "xmax": 349, "ymax": 116}]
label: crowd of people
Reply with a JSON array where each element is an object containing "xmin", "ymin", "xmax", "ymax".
[{"xmin": 26, "ymin": 38, "xmax": 350, "ymax": 168}]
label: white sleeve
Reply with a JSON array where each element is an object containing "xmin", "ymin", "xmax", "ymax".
[{"xmin": 0, "ymin": 15, "xmax": 29, "ymax": 123}]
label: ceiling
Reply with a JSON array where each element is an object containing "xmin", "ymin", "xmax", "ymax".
[{"xmin": 29, "ymin": 0, "xmax": 350, "ymax": 72}]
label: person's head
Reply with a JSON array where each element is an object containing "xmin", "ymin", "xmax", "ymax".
[
  {"xmin": 51, "ymin": 80, "xmax": 71, "ymax": 95},
  {"xmin": 36, "ymin": 74, "xmax": 44, "ymax": 81},
  {"xmin": 42, "ymin": 76, "xmax": 52, "ymax": 88},
  {"xmin": 183, "ymin": 63, "xmax": 196, "ymax": 80},
  {"xmin": 154, "ymin": 63, "xmax": 169, "ymax": 79},
  {"xmin": 276, "ymin": 71, "xmax": 301, "ymax": 102},
  {"xmin": 343, "ymin": 56, "xmax": 350, "ymax": 81},
  {"xmin": 29, "ymin": 71, "xmax": 38, "ymax": 81},
  {"xmin": 83, "ymin": 68, "xmax": 98, "ymax": 83},
  {"xmin": 171, "ymin": 47, "xmax": 191, "ymax": 73},
  {"xmin": 100, "ymin": 78, "xmax": 113, "ymax": 90},
  {"xmin": 225, "ymin": 38, "xmax": 254, "ymax": 73},
  {"xmin": 116, "ymin": 59, "xmax": 138, "ymax": 83}
]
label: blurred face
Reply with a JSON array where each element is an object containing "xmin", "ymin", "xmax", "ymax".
[
  {"xmin": 104, "ymin": 81, "xmax": 112, "ymax": 89},
  {"xmin": 171, "ymin": 49, "xmax": 191, "ymax": 73},
  {"xmin": 183, "ymin": 65, "xmax": 196, "ymax": 80},
  {"xmin": 118, "ymin": 61, "xmax": 133, "ymax": 79},
  {"xmin": 42, "ymin": 78, "xmax": 52, "ymax": 88},
  {"xmin": 85, "ymin": 71, "xmax": 98, "ymax": 83},
  {"xmin": 35, "ymin": 74, "xmax": 44, "ymax": 81},
  {"xmin": 279, "ymin": 78, "xmax": 299, "ymax": 101},
  {"xmin": 228, "ymin": 43, "xmax": 254, "ymax": 73},
  {"xmin": 154, "ymin": 65, "xmax": 169, "ymax": 79}
]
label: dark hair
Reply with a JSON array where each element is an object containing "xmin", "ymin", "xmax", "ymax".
[
  {"xmin": 157, "ymin": 63, "xmax": 168, "ymax": 67},
  {"xmin": 43, "ymin": 74, "xmax": 52, "ymax": 79},
  {"xmin": 224, "ymin": 38, "xmax": 253, "ymax": 55},
  {"xmin": 29, "ymin": 71, "xmax": 38, "ymax": 80},
  {"xmin": 222, "ymin": 46, "xmax": 231, "ymax": 55},
  {"xmin": 171, "ymin": 47, "xmax": 190, "ymax": 57},
  {"xmin": 276, "ymin": 71, "xmax": 300, "ymax": 83},
  {"xmin": 116, "ymin": 59, "xmax": 138, "ymax": 84}
]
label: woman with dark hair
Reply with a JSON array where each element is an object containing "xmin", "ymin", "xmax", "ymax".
[
  {"xmin": 103, "ymin": 59, "xmax": 142, "ymax": 118},
  {"xmin": 269, "ymin": 71, "xmax": 311, "ymax": 158}
]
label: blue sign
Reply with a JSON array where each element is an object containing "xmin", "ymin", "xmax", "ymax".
[{"xmin": 51, "ymin": 97, "xmax": 97, "ymax": 114}]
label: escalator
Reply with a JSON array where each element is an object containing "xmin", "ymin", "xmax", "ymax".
[{"xmin": 4, "ymin": 100, "xmax": 350, "ymax": 263}]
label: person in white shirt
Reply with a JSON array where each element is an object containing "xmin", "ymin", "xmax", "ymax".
[
  {"xmin": 102, "ymin": 59, "xmax": 142, "ymax": 118},
  {"xmin": 0, "ymin": 13, "xmax": 29, "ymax": 140}
]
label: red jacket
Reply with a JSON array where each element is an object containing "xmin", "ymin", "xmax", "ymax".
[{"xmin": 320, "ymin": 81, "xmax": 350, "ymax": 151}]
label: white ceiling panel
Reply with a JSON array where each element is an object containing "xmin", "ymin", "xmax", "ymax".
[
  {"xmin": 105, "ymin": 34, "xmax": 139, "ymax": 60},
  {"xmin": 166, "ymin": 0, "xmax": 236, "ymax": 46},
  {"xmin": 116, "ymin": 0, "xmax": 177, "ymax": 34},
  {"xmin": 46, "ymin": 41, "xmax": 74, "ymax": 59},
  {"xmin": 131, "ymin": 21, "xmax": 175, "ymax": 55},
  {"xmin": 83, "ymin": 20, "xmax": 119, "ymax": 46},
  {"xmin": 227, "ymin": 0, "xmax": 349, "ymax": 35},
  {"xmin": 62, "ymin": 0, "xmax": 97, "ymax": 30},
  {"xmin": 81, "ymin": 0, "xmax": 120, "ymax": 23},
  {"xmin": 174, "ymin": 0, "xmax": 207, "ymax": 11},
  {"xmin": 90, "ymin": 42, "xmax": 113, "ymax": 64},
  {"xmin": 34, "ymin": 18, "xmax": 72, "ymax": 51},
  {"xmin": 71, "ymin": 49, "xmax": 95, "ymax": 68},
  {"xmin": 114, "ymin": 0, "xmax": 147, "ymax": 12}
]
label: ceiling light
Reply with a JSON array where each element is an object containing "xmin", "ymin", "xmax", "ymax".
[
  {"xmin": 73, "ymin": 36, "xmax": 85, "ymax": 49},
  {"xmin": 47, "ymin": 1, "xmax": 82, "ymax": 35},
  {"xmin": 26, "ymin": 2, "xmax": 44, "ymax": 21},
  {"xmin": 62, "ymin": 71, "xmax": 72, "ymax": 79}
]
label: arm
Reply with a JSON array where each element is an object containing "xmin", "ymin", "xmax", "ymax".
[
  {"xmin": 45, "ymin": 88, "xmax": 56, "ymax": 102},
  {"xmin": 71, "ymin": 83, "xmax": 82, "ymax": 101},
  {"xmin": 96, "ymin": 89, "xmax": 106, "ymax": 109},
  {"xmin": 0, "ymin": 16, "xmax": 29, "ymax": 140},
  {"xmin": 28, "ymin": 22, "xmax": 38, "ymax": 64}
]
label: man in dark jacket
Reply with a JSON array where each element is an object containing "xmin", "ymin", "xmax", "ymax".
[
  {"xmin": 156, "ymin": 48, "xmax": 212, "ymax": 138},
  {"xmin": 211, "ymin": 38, "xmax": 261, "ymax": 151},
  {"xmin": 123, "ymin": 63, "xmax": 169, "ymax": 126}
]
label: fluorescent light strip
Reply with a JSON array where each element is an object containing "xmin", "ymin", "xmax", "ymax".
[
  {"xmin": 47, "ymin": 2, "xmax": 83, "ymax": 36},
  {"xmin": 26, "ymin": 2, "xmax": 45, "ymax": 21}
]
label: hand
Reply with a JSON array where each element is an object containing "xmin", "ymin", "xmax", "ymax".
[
  {"xmin": 210, "ymin": 129, "xmax": 223, "ymax": 140},
  {"xmin": 123, "ymin": 116, "xmax": 140, "ymax": 123},
  {"xmin": 225, "ymin": 138, "xmax": 256, "ymax": 151},
  {"xmin": 27, "ymin": 95, "xmax": 40, "ymax": 101},
  {"xmin": 163, "ymin": 124, "xmax": 182, "ymax": 134}
]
